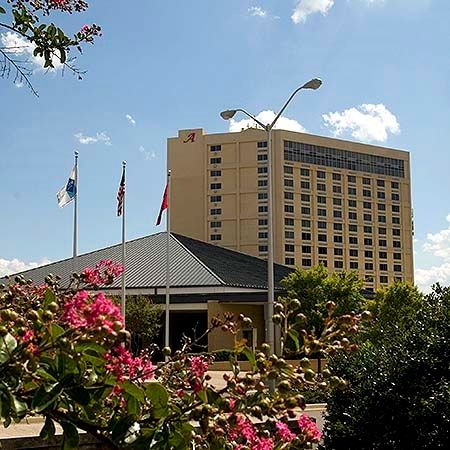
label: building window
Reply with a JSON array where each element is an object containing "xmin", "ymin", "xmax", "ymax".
[
  {"xmin": 334, "ymin": 235, "xmax": 343, "ymax": 243},
  {"xmin": 210, "ymin": 234, "xmax": 222, "ymax": 241},
  {"xmin": 284, "ymin": 165, "xmax": 293, "ymax": 174},
  {"xmin": 365, "ymin": 263, "xmax": 373, "ymax": 270},
  {"xmin": 363, "ymin": 201, "xmax": 372, "ymax": 209},
  {"xmin": 259, "ymin": 245, "xmax": 268, "ymax": 252},
  {"xmin": 392, "ymin": 205, "xmax": 400, "ymax": 213},
  {"xmin": 284, "ymin": 191, "xmax": 294, "ymax": 200},
  {"xmin": 300, "ymin": 168, "xmax": 310, "ymax": 176},
  {"xmin": 301, "ymin": 194, "xmax": 310, "ymax": 202},
  {"xmin": 379, "ymin": 239, "xmax": 387, "ymax": 247},
  {"xmin": 210, "ymin": 183, "xmax": 221, "ymax": 190},
  {"xmin": 317, "ymin": 183, "xmax": 326, "ymax": 191},
  {"xmin": 378, "ymin": 215, "xmax": 386, "ymax": 223},
  {"xmin": 349, "ymin": 224, "xmax": 358, "ymax": 232},
  {"xmin": 301, "ymin": 181, "xmax": 310, "ymax": 189},
  {"xmin": 380, "ymin": 276, "xmax": 388, "ymax": 284},
  {"xmin": 333, "ymin": 198, "xmax": 342, "ymax": 206},
  {"xmin": 377, "ymin": 179, "xmax": 385, "ymax": 187},
  {"xmin": 348, "ymin": 187, "xmax": 357, "ymax": 195},
  {"xmin": 379, "ymin": 251, "xmax": 388, "ymax": 259},
  {"xmin": 349, "ymin": 212, "xmax": 357, "ymax": 220},
  {"xmin": 211, "ymin": 195, "xmax": 222, "ymax": 202},
  {"xmin": 334, "ymin": 248, "xmax": 343, "ymax": 256},
  {"xmin": 380, "ymin": 263, "xmax": 388, "ymax": 271},
  {"xmin": 285, "ymin": 205, "xmax": 294, "ymax": 213},
  {"xmin": 363, "ymin": 189, "xmax": 371, "ymax": 197},
  {"xmin": 392, "ymin": 193, "xmax": 400, "ymax": 201},
  {"xmin": 257, "ymin": 154, "xmax": 268, "ymax": 161},
  {"xmin": 211, "ymin": 170, "xmax": 221, "ymax": 177},
  {"xmin": 302, "ymin": 232, "xmax": 311, "ymax": 240},
  {"xmin": 259, "ymin": 219, "xmax": 268, "ymax": 226},
  {"xmin": 285, "ymin": 244, "xmax": 295, "ymax": 252},
  {"xmin": 301, "ymin": 219, "xmax": 311, "ymax": 227},
  {"xmin": 393, "ymin": 229, "xmax": 401, "ymax": 236},
  {"xmin": 394, "ymin": 264, "xmax": 402, "ymax": 272},
  {"xmin": 334, "ymin": 260, "xmax": 344, "ymax": 269},
  {"xmin": 378, "ymin": 227, "xmax": 387, "ymax": 235},
  {"xmin": 348, "ymin": 175, "xmax": 357, "ymax": 183},
  {"xmin": 320, "ymin": 260, "xmax": 328, "ymax": 267},
  {"xmin": 257, "ymin": 141, "xmax": 268, "ymax": 148},
  {"xmin": 332, "ymin": 173, "xmax": 341, "ymax": 181},
  {"xmin": 317, "ymin": 208, "xmax": 327, "ymax": 217},
  {"xmin": 302, "ymin": 245, "xmax": 311, "ymax": 253},
  {"xmin": 392, "ymin": 181, "xmax": 399, "ymax": 189},
  {"xmin": 350, "ymin": 261, "xmax": 358, "ymax": 269},
  {"xmin": 301, "ymin": 207, "xmax": 311, "ymax": 215},
  {"xmin": 210, "ymin": 221, "xmax": 221, "ymax": 228},
  {"xmin": 285, "ymin": 231, "xmax": 294, "ymax": 239},
  {"xmin": 317, "ymin": 195, "xmax": 327, "ymax": 204},
  {"xmin": 211, "ymin": 145, "xmax": 221, "ymax": 152},
  {"xmin": 333, "ymin": 185, "xmax": 342, "ymax": 194},
  {"xmin": 259, "ymin": 180, "xmax": 268, "ymax": 187},
  {"xmin": 350, "ymin": 249, "xmax": 358, "ymax": 257},
  {"xmin": 333, "ymin": 210, "xmax": 342, "ymax": 218},
  {"xmin": 393, "ymin": 253, "xmax": 402, "ymax": 260},
  {"xmin": 285, "ymin": 218, "xmax": 294, "ymax": 226},
  {"xmin": 258, "ymin": 193, "xmax": 268, "ymax": 200},
  {"xmin": 302, "ymin": 259, "xmax": 312, "ymax": 267},
  {"xmin": 210, "ymin": 157, "xmax": 221, "ymax": 164},
  {"xmin": 378, "ymin": 203, "xmax": 386, "ymax": 211},
  {"xmin": 285, "ymin": 257, "xmax": 295, "ymax": 265},
  {"xmin": 349, "ymin": 236, "xmax": 358, "ymax": 245},
  {"xmin": 258, "ymin": 232, "xmax": 268, "ymax": 239},
  {"xmin": 363, "ymin": 177, "xmax": 371, "ymax": 185},
  {"xmin": 318, "ymin": 234, "xmax": 327, "ymax": 242},
  {"xmin": 258, "ymin": 167, "xmax": 268, "ymax": 174},
  {"xmin": 317, "ymin": 170, "xmax": 326, "ymax": 179},
  {"xmin": 377, "ymin": 191, "xmax": 386, "ymax": 199},
  {"xmin": 334, "ymin": 223, "xmax": 343, "ymax": 231},
  {"xmin": 392, "ymin": 217, "xmax": 400, "ymax": 224},
  {"xmin": 258, "ymin": 206, "xmax": 268, "ymax": 213},
  {"xmin": 365, "ymin": 250, "xmax": 373, "ymax": 258},
  {"xmin": 210, "ymin": 208, "xmax": 222, "ymax": 215},
  {"xmin": 348, "ymin": 200, "xmax": 357, "ymax": 208},
  {"xmin": 318, "ymin": 221, "xmax": 327, "ymax": 229},
  {"xmin": 319, "ymin": 247, "xmax": 328, "ymax": 255},
  {"xmin": 364, "ymin": 226, "xmax": 372, "ymax": 233},
  {"xmin": 364, "ymin": 213, "xmax": 372, "ymax": 221},
  {"xmin": 364, "ymin": 238, "xmax": 373, "ymax": 246}
]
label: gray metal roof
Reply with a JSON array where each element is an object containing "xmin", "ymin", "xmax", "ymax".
[{"xmin": 1, "ymin": 233, "xmax": 293, "ymax": 291}]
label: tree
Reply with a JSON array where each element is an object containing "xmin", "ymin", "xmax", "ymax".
[
  {"xmin": 324, "ymin": 282, "xmax": 450, "ymax": 449},
  {"xmin": 277, "ymin": 265, "xmax": 367, "ymax": 356},
  {"xmin": 0, "ymin": 260, "xmax": 365, "ymax": 449},
  {"xmin": 0, "ymin": 1, "xmax": 101, "ymax": 95}
]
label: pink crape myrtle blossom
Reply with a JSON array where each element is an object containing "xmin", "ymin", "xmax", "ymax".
[
  {"xmin": 190, "ymin": 355, "xmax": 209, "ymax": 378},
  {"xmin": 298, "ymin": 413, "xmax": 322, "ymax": 443},
  {"xmin": 275, "ymin": 421, "xmax": 296, "ymax": 443},
  {"xmin": 104, "ymin": 345, "xmax": 154, "ymax": 382},
  {"xmin": 81, "ymin": 260, "xmax": 124, "ymax": 287}
]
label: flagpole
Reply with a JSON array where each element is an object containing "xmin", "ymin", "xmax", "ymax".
[
  {"xmin": 121, "ymin": 161, "xmax": 127, "ymax": 325},
  {"xmin": 165, "ymin": 170, "xmax": 171, "ymax": 351},
  {"xmin": 73, "ymin": 150, "xmax": 79, "ymax": 260}
]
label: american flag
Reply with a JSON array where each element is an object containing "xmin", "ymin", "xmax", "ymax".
[{"xmin": 117, "ymin": 168, "xmax": 125, "ymax": 216}]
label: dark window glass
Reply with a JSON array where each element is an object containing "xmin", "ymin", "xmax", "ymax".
[
  {"xmin": 333, "ymin": 198, "xmax": 342, "ymax": 206},
  {"xmin": 211, "ymin": 195, "xmax": 222, "ymax": 202},
  {"xmin": 348, "ymin": 187, "xmax": 357, "ymax": 195},
  {"xmin": 333, "ymin": 223, "xmax": 343, "ymax": 231},
  {"xmin": 394, "ymin": 264, "xmax": 402, "ymax": 272},
  {"xmin": 285, "ymin": 205, "xmax": 294, "ymax": 213},
  {"xmin": 302, "ymin": 245, "xmax": 311, "ymax": 253},
  {"xmin": 363, "ymin": 201, "xmax": 372, "ymax": 209},
  {"xmin": 334, "ymin": 248, "xmax": 343, "ymax": 256},
  {"xmin": 349, "ymin": 212, "xmax": 357, "ymax": 220},
  {"xmin": 363, "ymin": 189, "xmax": 372, "ymax": 197},
  {"xmin": 378, "ymin": 215, "xmax": 386, "ymax": 223},
  {"xmin": 350, "ymin": 249, "xmax": 358, "ymax": 257},
  {"xmin": 394, "ymin": 253, "xmax": 402, "ymax": 260},
  {"xmin": 284, "ymin": 165, "xmax": 293, "ymax": 174},
  {"xmin": 377, "ymin": 179, "xmax": 385, "ymax": 187},
  {"xmin": 210, "ymin": 157, "xmax": 221, "ymax": 164},
  {"xmin": 377, "ymin": 191, "xmax": 386, "ymax": 199},
  {"xmin": 301, "ymin": 207, "xmax": 310, "ymax": 215},
  {"xmin": 300, "ymin": 168, "xmax": 310, "ymax": 176},
  {"xmin": 317, "ymin": 170, "xmax": 326, "ymax": 179},
  {"xmin": 285, "ymin": 244, "xmax": 295, "ymax": 252},
  {"xmin": 210, "ymin": 183, "xmax": 221, "ymax": 190},
  {"xmin": 284, "ymin": 191, "xmax": 294, "ymax": 200},
  {"xmin": 211, "ymin": 234, "xmax": 221, "ymax": 241},
  {"xmin": 285, "ymin": 218, "xmax": 294, "ymax": 226},
  {"xmin": 258, "ymin": 192, "xmax": 268, "ymax": 200},
  {"xmin": 301, "ymin": 194, "xmax": 310, "ymax": 202},
  {"xmin": 392, "ymin": 205, "xmax": 400, "ymax": 213},
  {"xmin": 380, "ymin": 276, "xmax": 388, "ymax": 283},
  {"xmin": 210, "ymin": 208, "xmax": 222, "ymax": 215},
  {"xmin": 285, "ymin": 231, "xmax": 294, "ymax": 239},
  {"xmin": 364, "ymin": 226, "xmax": 372, "ymax": 233},
  {"xmin": 350, "ymin": 261, "xmax": 358, "ymax": 269},
  {"xmin": 392, "ymin": 193, "xmax": 400, "ymax": 201},
  {"xmin": 211, "ymin": 170, "xmax": 221, "ymax": 177},
  {"xmin": 365, "ymin": 250, "xmax": 373, "ymax": 258},
  {"xmin": 349, "ymin": 236, "xmax": 358, "ymax": 244},
  {"xmin": 258, "ymin": 180, "xmax": 268, "ymax": 187},
  {"xmin": 319, "ymin": 247, "xmax": 328, "ymax": 255},
  {"xmin": 348, "ymin": 200, "xmax": 357, "ymax": 208},
  {"xmin": 391, "ymin": 181, "xmax": 399, "ymax": 189},
  {"xmin": 318, "ymin": 208, "xmax": 327, "ymax": 217},
  {"xmin": 392, "ymin": 217, "xmax": 400, "ymax": 224},
  {"xmin": 284, "ymin": 179, "xmax": 293, "ymax": 187},
  {"xmin": 257, "ymin": 154, "xmax": 268, "ymax": 161},
  {"xmin": 302, "ymin": 232, "xmax": 311, "ymax": 240},
  {"xmin": 379, "ymin": 251, "xmax": 387, "ymax": 259},
  {"xmin": 318, "ymin": 234, "xmax": 327, "ymax": 242},
  {"xmin": 302, "ymin": 259, "xmax": 312, "ymax": 267},
  {"xmin": 332, "ymin": 173, "xmax": 341, "ymax": 181},
  {"xmin": 317, "ymin": 183, "xmax": 326, "ymax": 191},
  {"xmin": 285, "ymin": 257, "xmax": 295, "ymax": 265},
  {"xmin": 365, "ymin": 263, "xmax": 373, "ymax": 270},
  {"xmin": 334, "ymin": 260, "xmax": 344, "ymax": 269},
  {"xmin": 258, "ymin": 167, "xmax": 268, "ymax": 174},
  {"xmin": 211, "ymin": 221, "xmax": 221, "ymax": 228},
  {"xmin": 393, "ymin": 229, "xmax": 401, "ymax": 236},
  {"xmin": 318, "ymin": 221, "xmax": 327, "ymax": 229},
  {"xmin": 393, "ymin": 241, "xmax": 401, "ymax": 248},
  {"xmin": 348, "ymin": 175, "xmax": 356, "ymax": 183},
  {"xmin": 349, "ymin": 224, "xmax": 358, "ymax": 232},
  {"xmin": 259, "ymin": 219, "xmax": 268, "ymax": 226},
  {"xmin": 364, "ymin": 238, "xmax": 373, "ymax": 246},
  {"xmin": 333, "ymin": 185, "xmax": 342, "ymax": 194},
  {"xmin": 334, "ymin": 235, "xmax": 343, "ymax": 243},
  {"xmin": 334, "ymin": 210, "xmax": 342, "ymax": 218},
  {"xmin": 317, "ymin": 196, "xmax": 327, "ymax": 204},
  {"xmin": 259, "ymin": 245, "xmax": 268, "ymax": 252},
  {"xmin": 379, "ymin": 239, "xmax": 387, "ymax": 247},
  {"xmin": 300, "ymin": 181, "xmax": 310, "ymax": 189},
  {"xmin": 363, "ymin": 177, "xmax": 371, "ymax": 185},
  {"xmin": 364, "ymin": 213, "xmax": 372, "ymax": 221},
  {"xmin": 211, "ymin": 145, "xmax": 221, "ymax": 152},
  {"xmin": 257, "ymin": 141, "xmax": 268, "ymax": 148},
  {"xmin": 258, "ymin": 206, "xmax": 268, "ymax": 213},
  {"xmin": 301, "ymin": 219, "xmax": 311, "ymax": 227},
  {"xmin": 258, "ymin": 232, "xmax": 268, "ymax": 239}
]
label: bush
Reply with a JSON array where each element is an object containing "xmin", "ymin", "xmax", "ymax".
[{"xmin": 324, "ymin": 283, "xmax": 450, "ymax": 449}]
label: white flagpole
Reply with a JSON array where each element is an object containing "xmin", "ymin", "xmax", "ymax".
[
  {"xmin": 164, "ymin": 170, "xmax": 171, "ymax": 351},
  {"xmin": 121, "ymin": 161, "xmax": 127, "ymax": 325},
  {"xmin": 73, "ymin": 150, "xmax": 79, "ymax": 260}
]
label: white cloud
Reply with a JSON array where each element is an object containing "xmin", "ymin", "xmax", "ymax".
[
  {"xmin": 322, "ymin": 103, "xmax": 400, "ymax": 143},
  {"xmin": 228, "ymin": 110, "xmax": 306, "ymax": 133},
  {"xmin": 248, "ymin": 6, "xmax": 267, "ymax": 17},
  {"xmin": 0, "ymin": 31, "xmax": 63, "ymax": 71},
  {"xmin": 0, "ymin": 257, "xmax": 51, "ymax": 277},
  {"xmin": 125, "ymin": 114, "xmax": 136, "ymax": 126},
  {"xmin": 74, "ymin": 132, "xmax": 112, "ymax": 146},
  {"xmin": 138, "ymin": 145, "xmax": 156, "ymax": 161},
  {"xmin": 292, "ymin": 0, "xmax": 334, "ymax": 24},
  {"xmin": 415, "ymin": 214, "xmax": 450, "ymax": 292}
]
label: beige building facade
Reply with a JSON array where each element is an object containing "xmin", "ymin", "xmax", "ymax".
[{"xmin": 168, "ymin": 128, "xmax": 414, "ymax": 291}]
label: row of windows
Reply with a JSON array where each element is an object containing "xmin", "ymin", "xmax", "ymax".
[
  {"xmin": 284, "ymin": 223, "xmax": 401, "ymax": 234},
  {"xmin": 289, "ymin": 207, "xmax": 401, "ymax": 221},
  {"xmin": 284, "ymin": 140, "xmax": 405, "ymax": 177}
]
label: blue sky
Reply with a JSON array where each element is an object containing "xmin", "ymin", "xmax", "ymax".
[{"xmin": 1, "ymin": 0, "xmax": 450, "ymax": 291}]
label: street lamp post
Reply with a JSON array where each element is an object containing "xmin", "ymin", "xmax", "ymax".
[{"xmin": 220, "ymin": 78, "xmax": 322, "ymax": 355}]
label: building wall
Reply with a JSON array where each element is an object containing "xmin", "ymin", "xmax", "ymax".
[{"xmin": 168, "ymin": 128, "xmax": 414, "ymax": 291}]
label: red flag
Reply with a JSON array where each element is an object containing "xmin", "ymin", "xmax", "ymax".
[
  {"xmin": 156, "ymin": 184, "xmax": 168, "ymax": 226},
  {"xmin": 117, "ymin": 168, "xmax": 125, "ymax": 216}
]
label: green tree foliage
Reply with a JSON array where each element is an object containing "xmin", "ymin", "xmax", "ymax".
[{"xmin": 324, "ymin": 282, "xmax": 450, "ymax": 449}]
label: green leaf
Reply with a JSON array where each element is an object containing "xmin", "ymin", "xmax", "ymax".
[
  {"xmin": 50, "ymin": 323, "xmax": 64, "ymax": 340},
  {"xmin": 0, "ymin": 333, "xmax": 17, "ymax": 364},
  {"xmin": 35, "ymin": 368, "xmax": 58, "ymax": 383},
  {"xmin": 0, "ymin": 7, "xmax": 6, "ymax": 14},
  {"xmin": 61, "ymin": 421, "xmax": 79, "ymax": 450},
  {"xmin": 68, "ymin": 387, "xmax": 90, "ymax": 406},
  {"xmin": 125, "ymin": 394, "xmax": 141, "ymax": 415},
  {"xmin": 288, "ymin": 329, "xmax": 300, "ymax": 351},
  {"xmin": 40, "ymin": 415, "xmax": 56, "ymax": 441},
  {"xmin": 241, "ymin": 347, "xmax": 256, "ymax": 369},
  {"xmin": 43, "ymin": 288, "xmax": 56, "ymax": 309},
  {"xmin": 60, "ymin": 48, "xmax": 66, "ymax": 64},
  {"xmin": 122, "ymin": 381, "xmax": 145, "ymax": 402},
  {"xmin": 111, "ymin": 415, "xmax": 137, "ymax": 443},
  {"xmin": 10, "ymin": 394, "xmax": 27, "ymax": 417},
  {"xmin": 145, "ymin": 383, "xmax": 169, "ymax": 419},
  {"xmin": 31, "ymin": 384, "xmax": 63, "ymax": 413}
]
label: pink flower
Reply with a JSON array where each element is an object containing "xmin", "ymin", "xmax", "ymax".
[
  {"xmin": 275, "ymin": 421, "xmax": 296, "ymax": 442},
  {"xmin": 254, "ymin": 438, "xmax": 274, "ymax": 450},
  {"xmin": 298, "ymin": 414, "xmax": 322, "ymax": 443},
  {"xmin": 190, "ymin": 356, "xmax": 209, "ymax": 378},
  {"xmin": 81, "ymin": 260, "xmax": 124, "ymax": 287},
  {"xmin": 22, "ymin": 330, "xmax": 35, "ymax": 344},
  {"xmin": 104, "ymin": 345, "xmax": 154, "ymax": 382}
]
